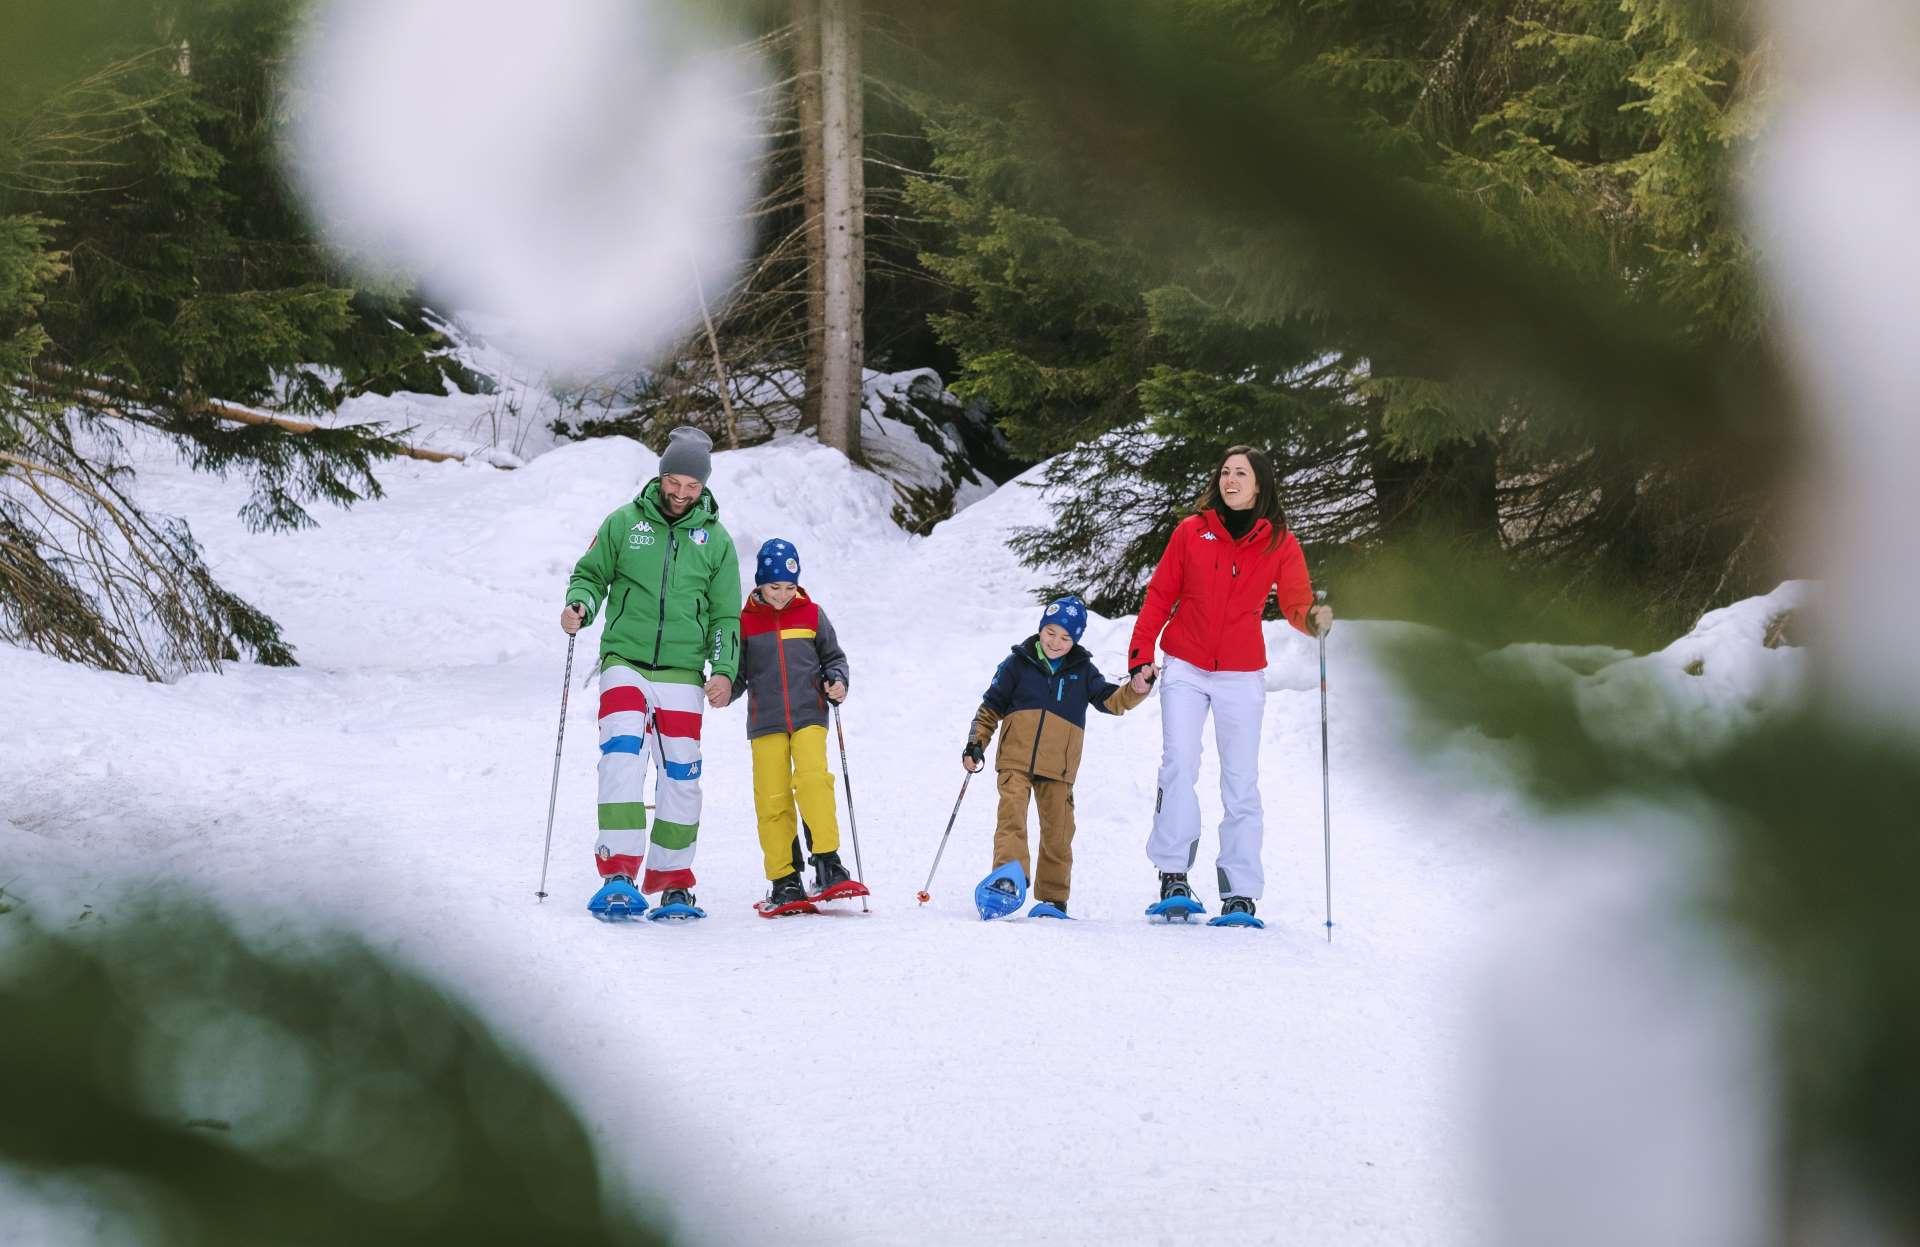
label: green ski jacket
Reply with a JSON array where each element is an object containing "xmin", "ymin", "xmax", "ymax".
[{"xmin": 565, "ymin": 480, "xmax": 742, "ymax": 680}]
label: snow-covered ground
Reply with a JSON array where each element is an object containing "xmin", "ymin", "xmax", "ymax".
[{"xmin": 0, "ymin": 433, "xmax": 1807, "ymax": 1244}]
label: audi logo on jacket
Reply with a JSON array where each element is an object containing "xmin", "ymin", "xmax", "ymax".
[{"xmin": 1128, "ymin": 508, "xmax": 1316, "ymax": 673}]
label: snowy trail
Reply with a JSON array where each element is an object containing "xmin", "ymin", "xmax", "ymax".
[{"xmin": 1, "ymin": 434, "xmax": 1525, "ymax": 1244}]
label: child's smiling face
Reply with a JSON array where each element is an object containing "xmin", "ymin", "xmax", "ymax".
[
  {"xmin": 760, "ymin": 581, "xmax": 799, "ymax": 609},
  {"xmin": 1038, "ymin": 624, "xmax": 1074, "ymax": 659}
]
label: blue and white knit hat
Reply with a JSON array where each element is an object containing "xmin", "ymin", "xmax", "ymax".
[
  {"xmin": 1038, "ymin": 594, "xmax": 1088, "ymax": 644},
  {"xmin": 755, "ymin": 537, "xmax": 802, "ymax": 586}
]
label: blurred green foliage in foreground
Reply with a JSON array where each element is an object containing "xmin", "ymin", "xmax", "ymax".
[{"xmin": 0, "ymin": 900, "xmax": 672, "ymax": 1246}]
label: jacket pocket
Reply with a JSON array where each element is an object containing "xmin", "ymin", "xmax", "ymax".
[{"xmin": 1035, "ymin": 713, "xmax": 1081, "ymax": 781}]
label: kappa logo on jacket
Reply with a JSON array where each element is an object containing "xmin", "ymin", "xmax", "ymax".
[
  {"xmin": 1200, "ymin": 532, "xmax": 1217, "ymax": 541},
  {"xmin": 627, "ymin": 520, "xmax": 656, "ymax": 548}
]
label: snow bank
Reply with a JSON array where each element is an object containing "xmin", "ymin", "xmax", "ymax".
[
  {"xmin": 309, "ymin": 344, "xmax": 1007, "ymax": 535},
  {"xmin": 858, "ymin": 367, "xmax": 1002, "ymax": 531},
  {"xmin": 1576, "ymin": 582, "xmax": 1814, "ymax": 763},
  {"xmin": 274, "ymin": 311, "xmax": 586, "ymax": 465},
  {"xmin": 1470, "ymin": 581, "xmax": 1815, "ymax": 768}
]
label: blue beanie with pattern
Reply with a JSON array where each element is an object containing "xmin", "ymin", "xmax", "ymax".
[
  {"xmin": 756, "ymin": 538, "xmax": 801, "ymax": 586},
  {"xmin": 1038, "ymin": 594, "xmax": 1088, "ymax": 644}
]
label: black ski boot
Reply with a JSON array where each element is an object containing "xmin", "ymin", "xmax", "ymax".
[
  {"xmin": 660, "ymin": 887, "xmax": 698, "ymax": 910},
  {"xmin": 1158, "ymin": 871, "xmax": 1194, "ymax": 902},
  {"xmin": 768, "ymin": 872, "xmax": 808, "ymax": 907},
  {"xmin": 1220, "ymin": 895, "xmax": 1257, "ymax": 918},
  {"xmin": 810, "ymin": 850, "xmax": 851, "ymax": 893}
]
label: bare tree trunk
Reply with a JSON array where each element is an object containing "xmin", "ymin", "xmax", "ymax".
[
  {"xmin": 817, "ymin": 0, "xmax": 865, "ymax": 461},
  {"xmin": 794, "ymin": 0, "xmax": 827, "ymax": 434}
]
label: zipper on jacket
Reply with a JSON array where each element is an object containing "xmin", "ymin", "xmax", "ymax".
[
  {"xmin": 650, "ymin": 534, "xmax": 679, "ymax": 667},
  {"xmin": 1024, "ymin": 647, "xmax": 1057, "ymax": 775},
  {"xmin": 775, "ymin": 613, "xmax": 795, "ymax": 734},
  {"xmin": 1026, "ymin": 710, "xmax": 1046, "ymax": 776}
]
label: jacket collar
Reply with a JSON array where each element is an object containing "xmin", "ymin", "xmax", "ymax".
[
  {"xmin": 637, "ymin": 478, "xmax": 718, "ymax": 528},
  {"xmin": 1198, "ymin": 506, "xmax": 1270, "ymax": 548},
  {"xmin": 745, "ymin": 585, "xmax": 811, "ymax": 619},
  {"xmin": 1012, "ymin": 635, "xmax": 1090, "ymax": 673}
]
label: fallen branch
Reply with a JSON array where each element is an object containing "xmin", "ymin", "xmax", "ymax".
[
  {"xmin": 31, "ymin": 361, "xmax": 508, "ymax": 467},
  {"xmin": 196, "ymin": 397, "xmax": 478, "ymax": 466}
]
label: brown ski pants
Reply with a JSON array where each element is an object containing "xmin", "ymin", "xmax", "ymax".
[{"xmin": 992, "ymin": 770, "xmax": 1076, "ymax": 905}]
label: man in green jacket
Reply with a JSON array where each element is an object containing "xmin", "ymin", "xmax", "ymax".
[{"xmin": 561, "ymin": 426, "xmax": 742, "ymax": 919}]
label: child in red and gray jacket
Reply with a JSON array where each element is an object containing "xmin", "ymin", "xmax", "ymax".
[{"xmin": 728, "ymin": 538, "xmax": 858, "ymax": 913}]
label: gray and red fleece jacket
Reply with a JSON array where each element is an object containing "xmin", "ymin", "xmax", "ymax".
[{"xmin": 727, "ymin": 587, "xmax": 850, "ymax": 740}]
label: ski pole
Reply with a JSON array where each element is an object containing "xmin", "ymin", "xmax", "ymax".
[
  {"xmin": 830, "ymin": 701, "xmax": 870, "ymax": 913},
  {"xmin": 536, "ymin": 631, "xmax": 578, "ymax": 902},
  {"xmin": 1316, "ymin": 588, "xmax": 1333, "ymax": 942},
  {"xmin": 917, "ymin": 770, "xmax": 973, "ymax": 904}
]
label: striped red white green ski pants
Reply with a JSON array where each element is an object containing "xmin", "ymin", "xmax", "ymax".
[{"xmin": 594, "ymin": 660, "xmax": 706, "ymax": 893}]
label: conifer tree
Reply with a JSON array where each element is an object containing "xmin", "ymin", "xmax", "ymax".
[
  {"xmin": 1, "ymin": 0, "xmax": 479, "ymax": 677},
  {"xmin": 896, "ymin": 0, "xmax": 1781, "ymax": 630}
]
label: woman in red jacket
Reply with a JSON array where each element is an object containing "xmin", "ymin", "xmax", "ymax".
[{"xmin": 1126, "ymin": 445, "xmax": 1332, "ymax": 922}]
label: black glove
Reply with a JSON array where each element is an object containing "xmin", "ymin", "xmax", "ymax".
[
  {"xmin": 961, "ymin": 740, "xmax": 985, "ymax": 767},
  {"xmin": 1129, "ymin": 662, "xmax": 1157, "ymax": 687}
]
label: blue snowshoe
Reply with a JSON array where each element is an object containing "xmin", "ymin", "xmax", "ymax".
[
  {"xmin": 1145, "ymin": 871, "xmax": 1205, "ymax": 923},
  {"xmin": 974, "ymin": 861, "xmax": 1027, "ymax": 921},
  {"xmin": 588, "ymin": 876, "xmax": 646, "ymax": 922},
  {"xmin": 1208, "ymin": 896, "xmax": 1265, "ymax": 929},
  {"xmin": 647, "ymin": 887, "xmax": 706, "ymax": 922},
  {"xmin": 1028, "ymin": 900, "xmax": 1072, "ymax": 920},
  {"xmin": 1146, "ymin": 896, "xmax": 1205, "ymax": 922}
]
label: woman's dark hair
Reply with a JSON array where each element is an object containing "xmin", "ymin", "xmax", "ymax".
[{"xmin": 1196, "ymin": 445, "xmax": 1287, "ymax": 548}]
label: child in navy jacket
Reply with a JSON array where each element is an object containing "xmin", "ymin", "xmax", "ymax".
[{"xmin": 962, "ymin": 595, "xmax": 1151, "ymax": 916}]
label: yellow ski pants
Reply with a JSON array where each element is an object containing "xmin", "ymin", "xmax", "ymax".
[{"xmin": 750, "ymin": 724, "xmax": 841, "ymax": 880}]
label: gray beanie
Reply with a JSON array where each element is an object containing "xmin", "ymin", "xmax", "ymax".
[{"xmin": 658, "ymin": 425, "xmax": 714, "ymax": 484}]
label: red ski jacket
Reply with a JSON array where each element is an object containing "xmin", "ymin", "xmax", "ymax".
[{"xmin": 1127, "ymin": 509, "xmax": 1314, "ymax": 673}]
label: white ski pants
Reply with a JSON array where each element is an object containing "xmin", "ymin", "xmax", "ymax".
[{"xmin": 1146, "ymin": 655, "xmax": 1268, "ymax": 899}]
